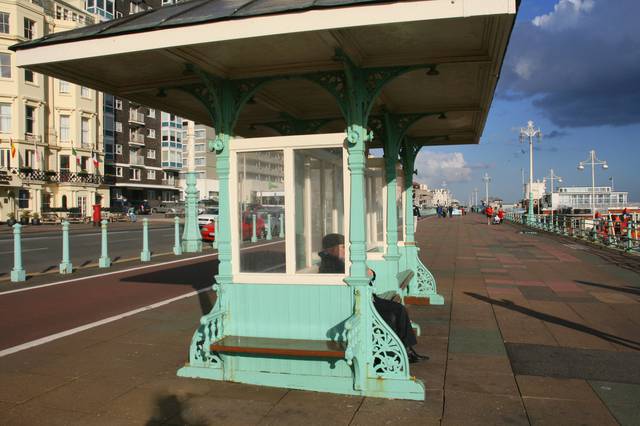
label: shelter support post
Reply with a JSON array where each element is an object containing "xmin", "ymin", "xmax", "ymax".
[{"xmin": 399, "ymin": 139, "xmax": 443, "ymax": 305}]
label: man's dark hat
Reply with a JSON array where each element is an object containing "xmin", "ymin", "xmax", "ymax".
[{"xmin": 322, "ymin": 233, "xmax": 344, "ymax": 250}]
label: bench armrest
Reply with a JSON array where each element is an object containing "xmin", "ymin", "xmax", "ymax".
[{"xmin": 344, "ymin": 314, "xmax": 361, "ymax": 366}]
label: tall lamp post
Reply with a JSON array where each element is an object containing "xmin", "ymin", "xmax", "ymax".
[
  {"xmin": 181, "ymin": 120, "xmax": 203, "ymax": 252},
  {"xmin": 482, "ymin": 173, "xmax": 491, "ymax": 207},
  {"xmin": 473, "ymin": 188, "xmax": 478, "ymax": 209},
  {"xmin": 578, "ymin": 150, "xmax": 608, "ymax": 218},
  {"xmin": 545, "ymin": 169, "xmax": 562, "ymax": 227},
  {"xmin": 520, "ymin": 120, "xmax": 542, "ymax": 225}
]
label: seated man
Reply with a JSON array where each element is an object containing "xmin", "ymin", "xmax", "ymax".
[{"xmin": 318, "ymin": 234, "xmax": 427, "ymax": 363}]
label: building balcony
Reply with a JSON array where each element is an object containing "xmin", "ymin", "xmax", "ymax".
[
  {"xmin": 161, "ymin": 161, "xmax": 183, "ymax": 170},
  {"xmin": 129, "ymin": 132, "xmax": 145, "ymax": 146},
  {"xmin": 129, "ymin": 110, "xmax": 145, "ymax": 125},
  {"xmin": 130, "ymin": 155, "xmax": 145, "ymax": 166},
  {"xmin": 25, "ymin": 133, "xmax": 42, "ymax": 144},
  {"xmin": 9, "ymin": 168, "xmax": 105, "ymax": 186}
]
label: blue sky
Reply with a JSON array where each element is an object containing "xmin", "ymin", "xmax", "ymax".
[{"xmin": 415, "ymin": 0, "xmax": 640, "ymax": 204}]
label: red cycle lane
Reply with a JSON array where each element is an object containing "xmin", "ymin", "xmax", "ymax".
[{"xmin": 0, "ymin": 254, "xmax": 219, "ymax": 352}]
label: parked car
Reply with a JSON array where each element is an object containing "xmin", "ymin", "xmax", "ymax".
[
  {"xmin": 198, "ymin": 207, "xmax": 219, "ymax": 227},
  {"xmin": 201, "ymin": 211, "xmax": 265, "ymax": 242},
  {"xmin": 152, "ymin": 202, "xmax": 181, "ymax": 214}
]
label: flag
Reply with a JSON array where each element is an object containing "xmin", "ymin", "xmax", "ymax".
[
  {"xmin": 92, "ymin": 152, "xmax": 99, "ymax": 168},
  {"xmin": 10, "ymin": 138, "xmax": 16, "ymax": 158},
  {"xmin": 71, "ymin": 147, "xmax": 80, "ymax": 164}
]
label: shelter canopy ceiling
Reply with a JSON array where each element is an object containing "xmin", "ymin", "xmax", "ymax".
[{"xmin": 12, "ymin": 0, "xmax": 517, "ymax": 147}]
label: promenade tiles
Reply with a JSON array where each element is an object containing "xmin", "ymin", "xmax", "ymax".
[{"xmin": 1, "ymin": 214, "xmax": 640, "ymax": 424}]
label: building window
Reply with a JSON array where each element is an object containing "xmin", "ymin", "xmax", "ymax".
[
  {"xmin": 80, "ymin": 86, "xmax": 91, "ymax": 98},
  {"xmin": 115, "ymin": 121, "xmax": 122, "ymax": 132},
  {"xmin": 115, "ymin": 144, "xmax": 123, "ymax": 155},
  {"xmin": 0, "ymin": 12, "xmax": 9, "ymax": 34},
  {"xmin": 18, "ymin": 189, "xmax": 30, "ymax": 209},
  {"xmin": 0, "ymin": 103, "xmax": 11, "ymax": 133},
  {"xmin": 0, "ymin": 53, "xmax": 11, "ymax": 78},
  {"xmin": 81, "ymin": 117, "xmax": 90, "ymax": 146},
  {"xmin": 114, "ymin": 99, "xmax": 122, "ymax": 110},
  {"xmin": 115, "ymin": 166, "xmax": 123, "ymax": 177},
  {"xmin": 80, "ymin": 156, "xmax": 88, "ymax": 171},
  {"xmin": 23, "ymin": 18, "xmax": 35, "ymax": 40},
  {"xmin": 59, "ymin": 80, "xmax": 70, "ymax": 93},
  {"xmin": 24, "ymin": 69, "xmax": 34, "ymax": 83},
  {"xmin": 148, "ymin": 129, "xmax": 155, "ymax": 138},
  {"xmin": 147, "ymin": 170, "xmax": 156, "ymax": 180},
  {"xmin": 60, "ymin": 155, "xmax": 70, "ymax": 171},
  {"xmin": 24, "ymin": 149, "xmax": 35, "ymax": 168},
  {"xmin": 0, "ymin": 148, "xmax": 10, "ymax": 168},
  {"xmin": 130, "ymin": 168, "xmax": 141, "ymax": 181},
  {"xmin": 195, "ymin": 129, "xmax": 206, "ymax": 139},
  {"xmin": 147, "ymin": 149, "xmax": 156, "ymax": 159},
  {"xmin": 195, "ymin": 143, "xmax": 205, "ymax": 152},
  {"xmin": 148, "ymin": 108, "xmax": 155, "ymax": 118},
  {"xmin": 116, "ymin": 11, "xmax": 123, "ymax": 18},
  {"xmin": 25, "ymin": 105, "xmax": 35, "ymax": 134},
  {"xmin": 194, "ymin": 157, "xmax": 205, "ymax": 166},
  {"xmin": 59, "ymin": 115, "xmax": 70, "ymax": 141}
]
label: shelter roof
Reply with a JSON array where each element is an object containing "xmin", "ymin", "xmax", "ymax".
[{"xmin": 12, "ymin": 0, "xmax": 518, "ymax": 147}]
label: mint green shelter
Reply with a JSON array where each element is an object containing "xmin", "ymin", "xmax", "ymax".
[{"xmin": 13, "ymin": 0, "xmax": 517, "ymax": 400}]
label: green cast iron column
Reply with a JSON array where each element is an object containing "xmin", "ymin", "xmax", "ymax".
[
  {"xmin": 10, "ymin": 223, "xmax": 26, "ymax": 282},
  {"xmin": 266, "ymin": 214, "xmax": 272, "ymax": 240},
  {"xmin": 141, "ymin": 217, "xmax": 151, "ymax": 262},
  {"xmin": 59, "ymin": 221, "xmax": 72, "ymax": 274},
  {"xmin": 251, "ymin": 214, "xmax": 258, "ymax": 243},
  {"xmin": 99, "ymin": 219, "xmax": 111, "ymax": 268},
  {"xmin": 182, "ymin": 171, "xmax": 203, "ymax": 253},
  {"xmin": 173, "ymin": 216, "xmax": 183, "ymax": 255},
  {"xmin": 401, "ymin": 142, "xmax": 417, "ymax": 244}
]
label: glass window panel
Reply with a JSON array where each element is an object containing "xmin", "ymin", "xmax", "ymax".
[
  {"xmin": 295, "ymin": 148, "xmax": 344, "ymax": 273},
  {"xmin": 366, "ymin": 164, "xmax": 384, "ymax": 252},
  {"xmin": 396, "ymin": 171, "xmax": 404, "ymax": 241},
  {"xmin": 237, "ymin": 150, "xmax": 285, "ymax": 273}
]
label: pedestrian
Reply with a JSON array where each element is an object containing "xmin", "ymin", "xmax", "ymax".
[
  {"xmin": 497, "ymin": 208, "xmax": 505, "ymax": 224},
  {"xmin": 486, "ymin": 205, "xmax": 494, "ymax": 225},
  {"xmin": 448, "ymin": 205, "xmax": 453, "ymax": 218},
  {"xmin": 128, "ymin": 206, "xmax": 137, "ymax": 223}
]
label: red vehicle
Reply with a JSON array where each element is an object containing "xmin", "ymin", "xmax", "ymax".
[{"xmin": 201, "ymin": 212, "xmax": 266, "ymax": 242}]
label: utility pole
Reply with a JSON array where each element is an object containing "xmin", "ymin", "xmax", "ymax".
[
  {"xmin": 578, "ymin": 150, "xmax": 608, "ymax": 219},
  {"xmin": 520, "ymin": 120, "xmax": 542, "ymax": 225},
  {"xmin": 482, "ymin": 173, "xmax": 491, "ymax": 207}
]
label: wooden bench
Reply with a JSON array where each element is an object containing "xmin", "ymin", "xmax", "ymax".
[
  {"xmin": 375, "ymin": 269, "xmax": 414, "ymax": 301},
  {"xmin": 211, "ymin": 336, "xmax": 346, "ymax": 359}
]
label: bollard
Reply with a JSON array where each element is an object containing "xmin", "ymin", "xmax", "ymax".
[
  {"xmin": 607, "ymin": 220, "xmax": 616, "ymax": 247},
  {"xmin": 251, "ymin": 214, "xmax": 258, "ymax": 243},
  {"xmin": 99, "ymin": 219, "xmax": 111, "ymax": 268},
  {"xmin": 59, "ymin": 221, "xmax": 73, "ymax": 274},
  {"xmin": 627, "ymin": 222, "xmax": 634, "ymax": 252},
  {"xmin": 141, "ymin": 218, "xmax": 151, "ymax": 262},
  {"xmin": 212, "ymin": 216, "xmax": 218, "ymax": 249},
  {"xmin": 173, "ymin": 216, "xmax": 182, "ymax": 255},
  {"xmin": 279, "ymin": 214, "xmax": 284, "ymax": 238},
  {"xmin": 266, "ymin": 214, "xmax": 272, "ymax": 241},
  {"xmin": 10, "ymin": 224, "xmax": 26, "ymax": 282}
]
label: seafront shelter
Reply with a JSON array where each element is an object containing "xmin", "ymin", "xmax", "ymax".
[{"xmin": 12, "ymin": 0, "xmax": 517, "ymax": 400}]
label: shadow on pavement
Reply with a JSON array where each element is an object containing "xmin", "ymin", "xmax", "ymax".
[
  {"xmin": 148, "ymin": 394, "xmax": 206, "ymax": 426},
  {"xmin": 575, "ymin": 280, "xmax": 640, "ymax": 296},
  {"xmin": 465, "ymin": 292, "xmax": 640, "ymax": 351}
]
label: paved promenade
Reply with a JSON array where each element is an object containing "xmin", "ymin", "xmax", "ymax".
[{"xmin": 0, "ymin": 214, "xmax": 639, "ymax": 425}]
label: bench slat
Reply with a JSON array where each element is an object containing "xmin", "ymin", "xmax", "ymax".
[
  {"xmin": 404, "ymin": 296, "xmax": 430, "ymax": 306},
  {"xmin": 211, "ymin": 336, "xmax": 346, "ymax": 358}
]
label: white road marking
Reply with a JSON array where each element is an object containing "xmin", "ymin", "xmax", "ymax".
[
  {"xmin": 0, "ymin": 247, "xmax": 48, "ymax": 255},
  {"xmin": 0, "ymin": 287, "xmax": 209, "ymax": 358}
]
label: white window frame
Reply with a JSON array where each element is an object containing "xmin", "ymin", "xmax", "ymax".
[
  {"xmin": 147, "ymin": 128, "xmax": 156, "ymax": 138},
  {"xmin": 130, "ymin": 168, "xmax": 141, "ymax": 181},
  {"xmin": 229, "ymin": 133, "xmax": 350, "ymax": 285},
  {"xmin": 114, "ymin": 99, "xmax": 122, "ymax": 110},
  {"xmin": 115, "ymin": 144, "xmax": 123, "ymax": 155},
  {"xmin": 0, "ymin": 12, "xmax": 9, "ymax": 34},
  {"xmin": 59, "ymin": 115, "xmax": 70, "ymax": 141},
  {"xmin": 115, "ymin": 166, "xmax": 123, "ymax": 177},
  {"xmin": 0, "ymin": 102, "xmax": 11, "ymax": 133},
  {"xmin": 147, "ymin": 170, "xmax": 156, "ymax": 180},
  {"xmin": 0, "ymin": 53, "xmax": 11, "ymax": 79},
  {"xmin": 80, "ymin": 86, "xmax": 91, "ymax": 98},
  {"xmin": 147, "ymin": 149, "xmax": 156, "ymax": 159},
  {"xmin": 115, "ymin": 121, "xmax": 122, "ymax": 132},
  {"xmin": 80, "ymin": 117, "xmax": 90, "ymax": 146},
  {"xmin": 58, "ymin": 80, "xmax": 70, "ymax": 93},
  {"xmin": 148, "ymin": 108, "xmax": 155, "ymax": 118}
]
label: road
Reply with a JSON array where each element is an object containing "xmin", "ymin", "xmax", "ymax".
[{"xmin": 0, "ymin": 223, "xmax": 177, "ymax": 278}]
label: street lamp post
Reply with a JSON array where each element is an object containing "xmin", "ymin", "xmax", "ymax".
[
  {"xmin": 545, "ymin": 169, "xmax": 562, "ymax": 230},
  {"xmin": 473, "ymin": 188, "xmax": 478, "ymax": 209},
  {"xmin": 482, "ymin": 173, "xmax": 491, "ymax": 207},
  {"xmin": 578, "ymin": 150, "xmax": 608, "ymax": 219},
  {"xmin": 520, "ymin": 120, "xmax": 542, "ymax": 225}
]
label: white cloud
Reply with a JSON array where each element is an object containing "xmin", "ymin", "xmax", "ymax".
[
  {"xmin": 532, "ymin": 0, "xmax": 594, "ymax": 31},
  {"xmin": 414, "ymin": 151, "xmax": 471, "ymax": 185}
]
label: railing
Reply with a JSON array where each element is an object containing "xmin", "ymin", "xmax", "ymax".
[
  {"xmin": 24, "ymin": 133, "xmax": 42, "ymax": 144},
  {"xmin": 504, "ymin": 212, "xmax": 640, "ymax": 254},
  {"xmin": 129, "ymin": 132, "xmax": 145, "ymax": 145},
  {"xmin": 11, "ymin": 168, "xmax": 105, "ymax": 185},
  {"xmin": 129, "ymin": 155, "xmax": 145, "ymax": 166},
  {"xmin": 129, "ymin": 110, "xmax": 145, "ymax": 124}
]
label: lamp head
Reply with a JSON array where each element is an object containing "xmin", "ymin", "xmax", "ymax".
[
  {"xmin": 558, "ymin": 178, "xmax": 563, "ymax": 183},
  {"xmin": 602, "ymin": 163, "xmax": 609, "ymax": 169},
  {"xmin": 577, "ymin": 164, "xmax": 585, "ymax": 171}
]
